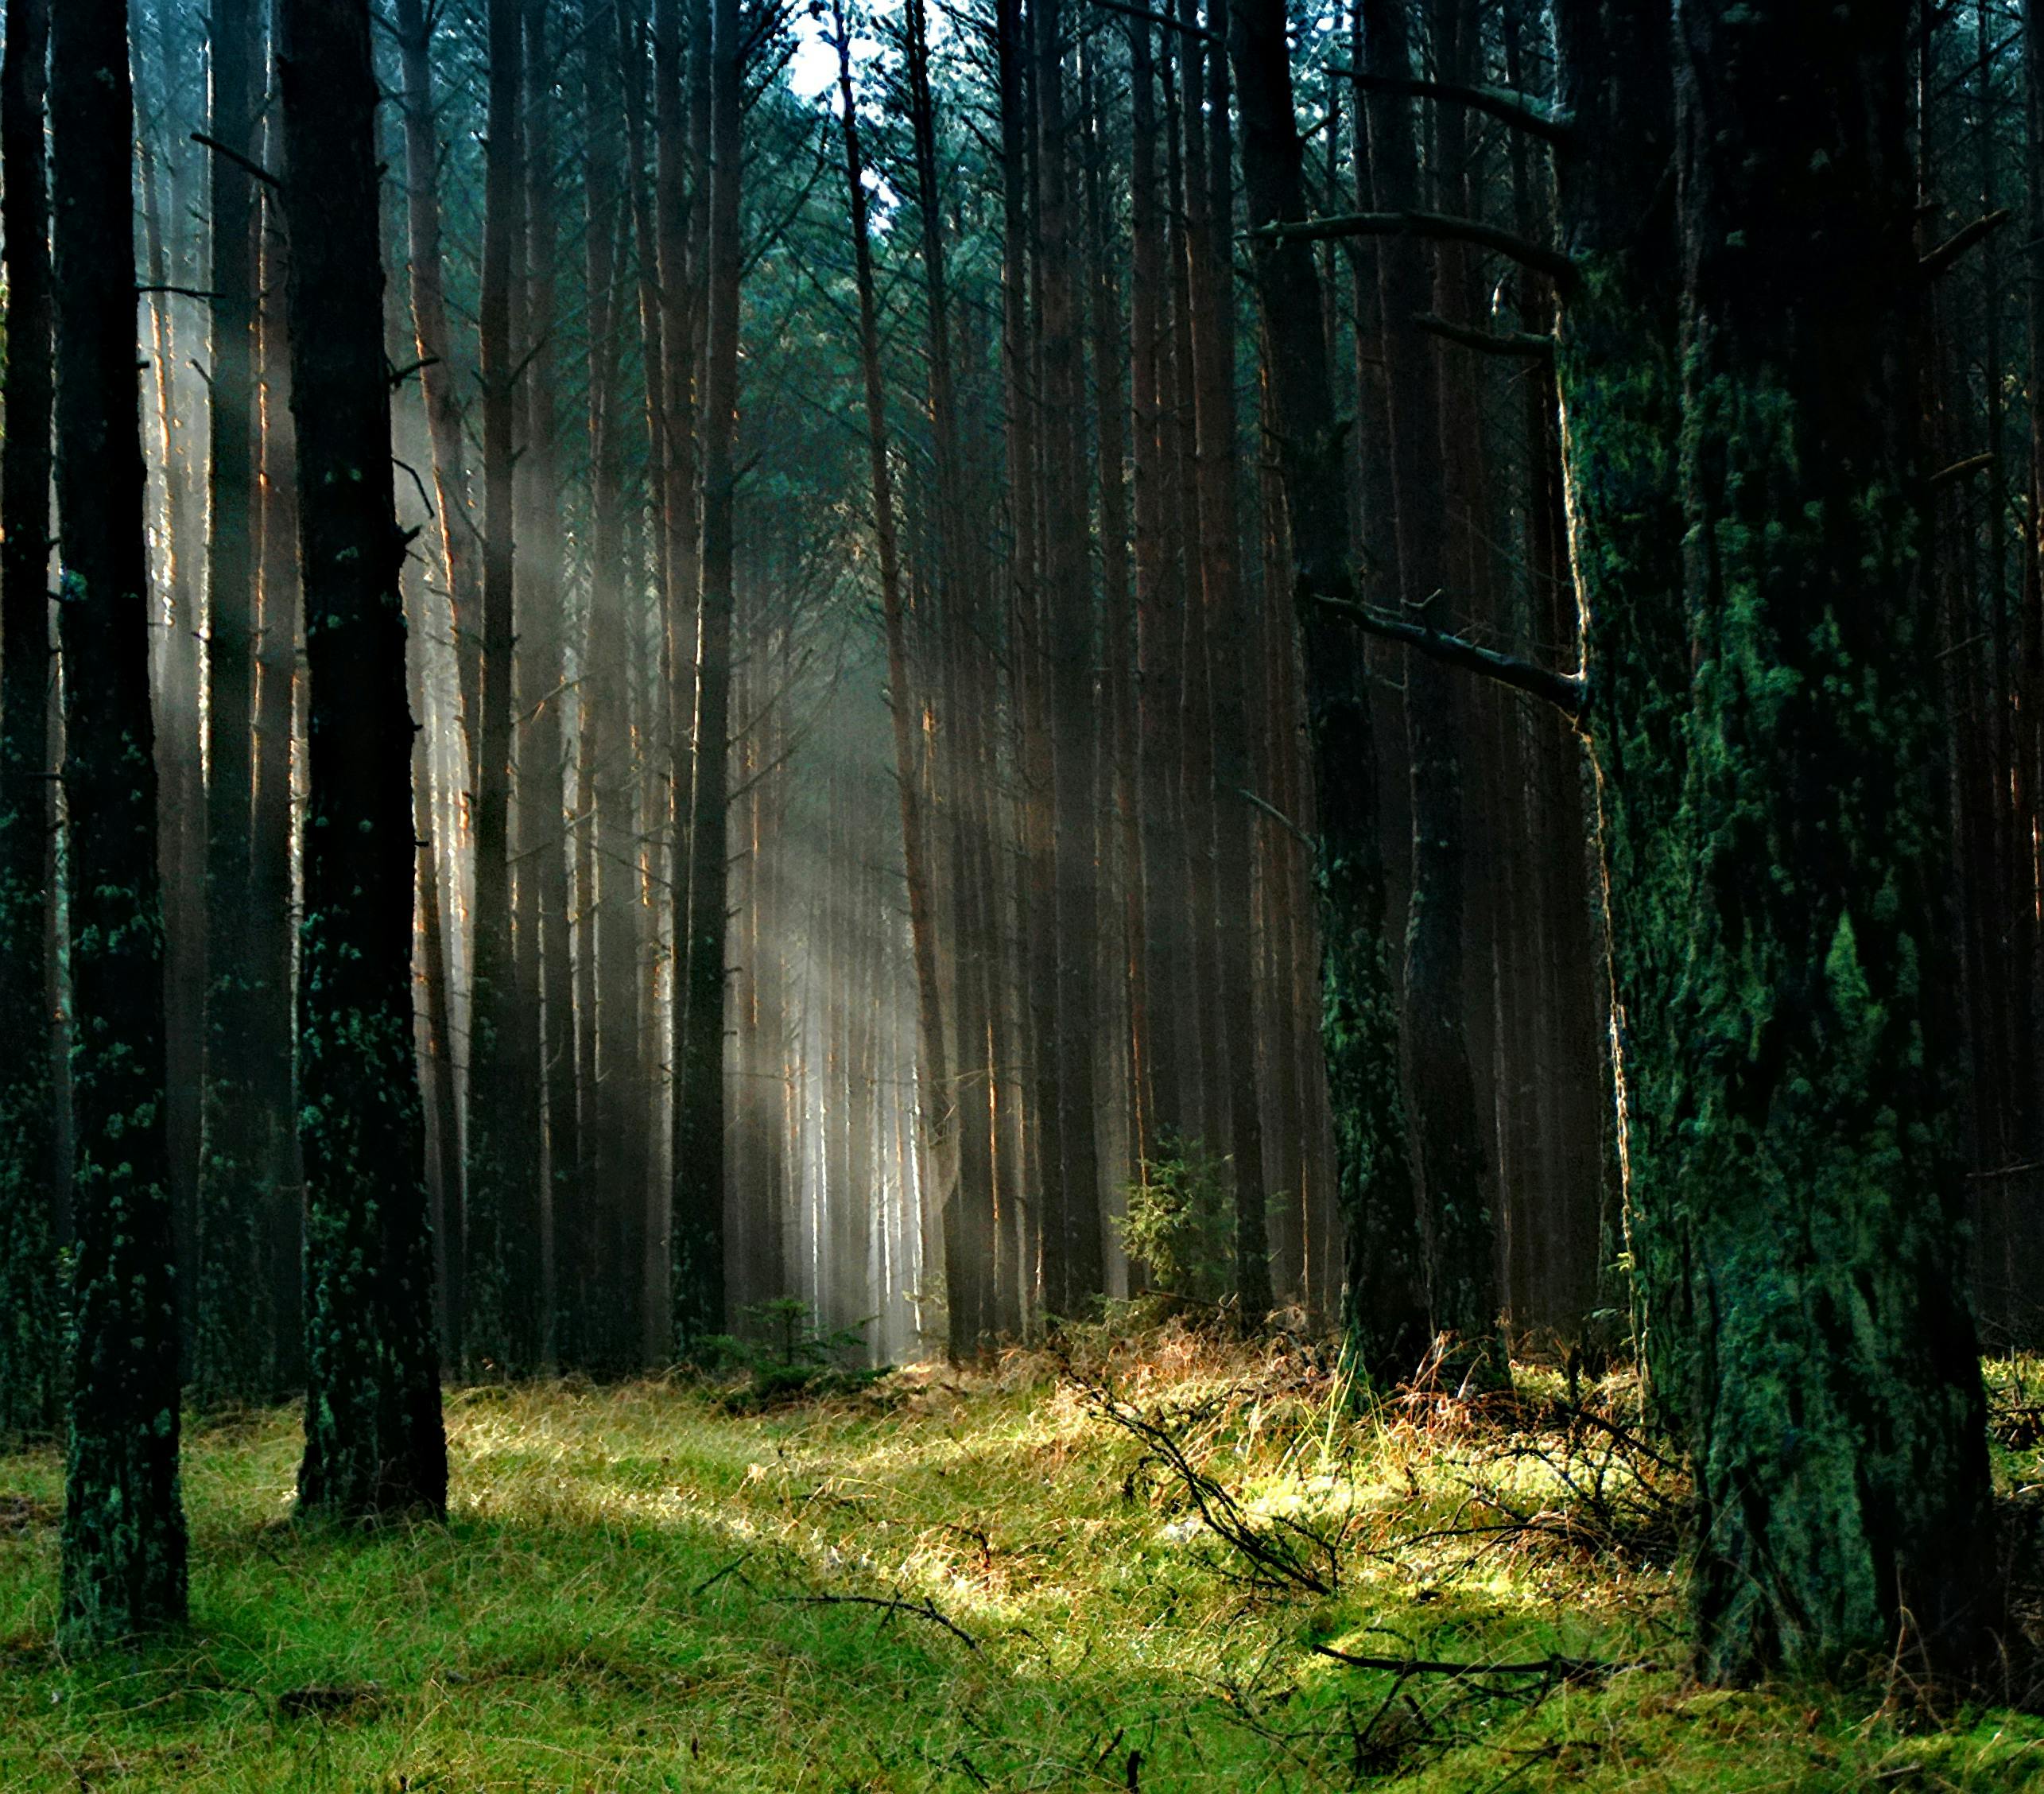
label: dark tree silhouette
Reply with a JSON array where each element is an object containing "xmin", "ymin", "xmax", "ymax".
[
  {"xmin": 0, "ymin": 0, "xmax": 59, "ymax": 1443},
  {"xmin": 51, "ymin": 0, "xmax": 188, "ymax": 1647},
  {"xmin": 278, "ymin": 0, "xmax": 447, "ymax": 1520}
]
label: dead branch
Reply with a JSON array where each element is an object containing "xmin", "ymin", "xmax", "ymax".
[
  {"xmin": 1250, "ymin": 209, "xmax": 1577, "ymax": 291},
  {"xmin": 1328, "ymin": 68, "xmax": 1572, "ymax": 146},
  {"xmin": 1313, "ymin": 1643, "xmax": 1652, "ymax": 1683},
  {"xmin": 1316, "ymin": 593, "xmax": 1585, "ymax": 721},
  {"xmin": 780, "ymin": 1590, "xmax": 981, "ymax": 1650},
  {"xmin": 1414, "ymin": 311, "xmax": 1553, "ymax": 361},
  {"xmin": 1922, "ymin": 208, "xmax": 2010, "ymax": 280}
]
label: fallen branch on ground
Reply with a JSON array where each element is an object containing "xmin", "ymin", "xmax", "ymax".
[
  {"xmin": 1312, "ymin": 1643, "xmax": 1654, "ymax": 1683},
  {"xmin": 778, "ymin": 1590, "xmax": 981, "ymax": 1650}
]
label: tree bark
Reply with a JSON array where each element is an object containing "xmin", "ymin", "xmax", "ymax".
[
  {"xmin": 464, "ymin": 0, "xmax": 543, "ymax": 1374},
  {"xmin": 672, "ymin": 0, "xmax": 739, "ymax": 1348},
  {"xmin": 193, "ymin": 0, "xmax": 271, "ymax": 1404},
  {"xmin": 0, "ymin": 0, "xmax": 60, "ymax": 1441},
  {"xmin": 1231, "ymin": 0, "xmax": 1425, "ymax": 1384},
  {"xmin": 279, "ymin": 0, "xmax": 448, "ymax": 1521},
  {"xmin": 252, "ymin": 96, "xmax": 304, "ymax": 1392},
  {"xmin": 1358, "ymin": 0, "xmax": 1499, "ymax": 1377},
  {"xmin": 1033, "ymin": 0, "xmax": 1105, "ymax": 1317},
  {"xmin": 394, "ymin": 0, "xmax": 483, "ymax": 773},
  {"xmin": 1665, "ymin": 0, "xmax": 1995, "ymax": 1683},
  {"xmin": 52, "ymin": 0, "xmax": 188, "ymax": 1643},
  {"xmin": 833, "ymin": 0, "xmax": 957, "ymax": 1357}
]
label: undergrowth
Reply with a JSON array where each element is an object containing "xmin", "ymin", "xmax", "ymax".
[{"xmin": 0, "ymin": 1328, "xmax": 2039, "ymax": 1790}]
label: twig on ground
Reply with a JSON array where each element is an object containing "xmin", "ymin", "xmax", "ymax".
[
  {"xmin": 779, "ymin": 1590, "xmax": 981, "ymax": 1650},
  {"xmin": 1313, "ymin": 1642, "xmax": 1654, "ymax": 1683}
]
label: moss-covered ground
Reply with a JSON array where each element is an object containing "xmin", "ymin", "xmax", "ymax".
[{"xmin": 4, "ymin": 1331, "xmax": 2044, "ymax": 1791}]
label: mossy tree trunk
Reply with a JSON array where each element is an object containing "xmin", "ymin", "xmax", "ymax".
[
  {"xmin": 278, "ymin": 0, "xmax": 448, "ymax": 1521},
  {"xmin": 1661, "ymin": 0, "xmax": 1994, "ymax": 1681},
  {"xmin": 1231, "ymin": 0, "xmax": 1428, "ymax": 1387},
  {"xmin": 1546, "ymin": 0, "xmax": 1689, "ymax": 1391},
  {"xmin": 51, "ymin": 0, "xmax": 188, "ymax": 1647},
  {"xmin": 0, "ymin": 0, "xmax": 60, "ymax": 1444}
]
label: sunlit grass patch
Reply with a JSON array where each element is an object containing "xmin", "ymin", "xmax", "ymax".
[{"xmin": 0, "ymin": 1341, "xmax": 2041, "ymax": 1788}]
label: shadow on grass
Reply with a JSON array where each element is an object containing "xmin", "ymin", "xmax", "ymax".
[{"xmin": 4, "ymin": 1367, "xmax": 2044, "ymax": 1792}]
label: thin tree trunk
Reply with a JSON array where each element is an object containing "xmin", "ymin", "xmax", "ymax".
[
  {"xmin": 1231, "ymin": 0, "xmax": 1425, "ymax": 1384},
  {"xmin": 394, "ymin": 0, "xmax": 483, "ymax": 771},
  {"xmin": 193, "ymin": 0, "xmax": 270, "ymax": 1403},
  {"xmin": 832, "ymin": 0, "xmax": 958, "ymax": 1360},
  {"xmin": 133, "ymin": 7, "xmax": 204, "ymax": 1352},
  {"xmin": 252, "ymin": 99, "xmax": 303, "ymax": 1391},
  {"xmin": 1030, "ymin": 0, "xmax": 1104, "ymax": 1316},
  {"xmin": 671, "ymin": 0, "xmax": 740, "ymax": 1348},
  {"xmin": 465, "ymin": 0, "xmax": 541, "ymax": 1373},
  {"xmin": 526, "ymin": 0, "xmax": 577, "ymax": 1367},
  {"xmin": 1357, "ymin": 0, "xmax": 1499, "ymax": 1377}
]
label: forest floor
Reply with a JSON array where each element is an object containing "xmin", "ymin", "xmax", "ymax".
[{"xmin": 5, "ymin": 1330, "xmax": 2044, "ymax": 1792}]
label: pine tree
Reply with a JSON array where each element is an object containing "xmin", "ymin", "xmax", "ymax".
[
  {"xmin": 278, "ymin": 0, "xmax": 448, "ymax": 1520},
  {"xmin": 51, "ymin": 0, "xmax": 188, "ymax": 1647}
]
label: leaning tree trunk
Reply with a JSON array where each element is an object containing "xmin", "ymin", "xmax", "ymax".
[
  {"xmin": 1230, "ymin": 0, "xmax": 1426, "ymax": 1386},
  {"xmin": 279, "ymin": 0, "xmax": 448, "ymax": 1522},
  {"xmin": 1663, "ymin": 0, "xmax": 1994, "ymax": 1683},
  {"xmin": 0, "ymin": 0, "xmax": 60, "ymax": 1442},
  {"xmin": 51, "ymin": 0, "xmax": 188, "ymax": 1646}
]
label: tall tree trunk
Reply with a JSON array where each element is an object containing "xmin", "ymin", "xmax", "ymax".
[
  {"xmin": 253, "ymin": 94, "xmax": 304, "ymax": 1392},
  {"xmin": 52, "ymin": 0, "xmax": 188, "ymax": 1644},
  {"xmin": 394, "ymin": 0, "xmax": 482, "ymax": 772},
  {"xmin": 672, "ymin": 0, "xmax": 739, "ymax": 1348},
  {"xmin": 1121, "ymin": 17, "xmax": 1163, "ymax": 1186},
  {"xmin": 1545, "ymin": 0, "xmax": 1689, "ymax": 1415},
  {"xmin": 1032, "ymin": 0, "xmax": 1104, "ymax": 1316},
  {"xmin": 1358, "ymin": 0, "xmax": 1499, "ymax": 1376},
  {"xmin": 832, "ymin": 0, "xmax": 956, "ymax": 1357},
  {"xmin": 525, "ymin": 0, "xmax": 578, "ymax": 1369},
  {"xmin": 194, "ymin": 0, "xmax": 270, "ymax": 1403},
  {"xmin": 1664, "ymin": 0, "xmax": 1994, "ymax": 1682},
  {"xmin": 464, "ymin": 0, "xmax": 542, "ymax": 1373},
  {"xmin": 569, "ymin": 0, "xmax": 639, "ymax": 1373},
  {"xmin": 1192, "ymin": 0, "xmax": 1270, "ymax": 1323},
  {"xmin": 0, "ymin": 0, "xmax": 60, "ymax": 1440},
  {"xmin": 1129, "ymin": 17, "xmax": 1186, "ymax": 1173},
  {"xmin": 1231, "ymin": 0, "xmax": 1425, "ymax": 1384},
  {"xmin": 1081, "ymin": 36, "xmax": 1142, "ymax": 1280},
  {"xmin": 133, "ymin": 6, "xmax": 204, "ymax": 1357},
  {"xmin": 279, "ymin": 0, "xmax": 448, "ymax": 1520},
  {"xmin": 904, "ymin": 0, "xmax": 995, "ymax": 1356}
]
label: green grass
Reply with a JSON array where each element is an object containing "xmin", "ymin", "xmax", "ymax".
[{"xmin": 3, "ymin": 1333, "xmax": 2043, "ymax": 1791}]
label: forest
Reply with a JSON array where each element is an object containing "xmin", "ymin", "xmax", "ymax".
[{"xmin": 5, "ymin": 0, "xmax": 2044, "ymax": 1785}]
